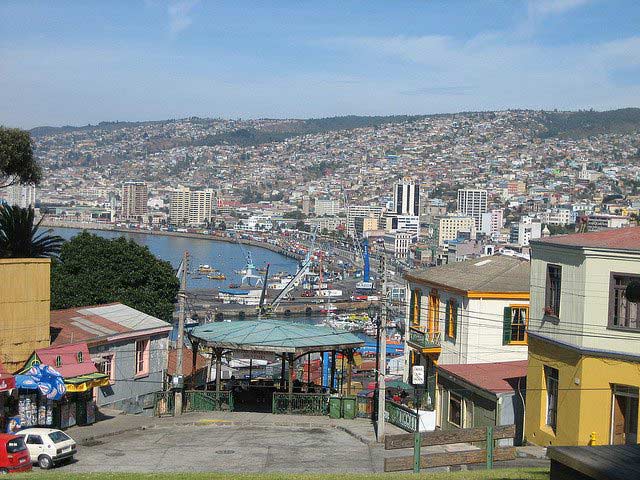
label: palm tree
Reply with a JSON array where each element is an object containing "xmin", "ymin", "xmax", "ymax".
[{"xmin": 0, "ymin": 205, "xmax": 64, "ymax": 258}]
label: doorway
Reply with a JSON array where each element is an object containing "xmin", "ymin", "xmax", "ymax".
[{"xmin": 611, "ymin": 385, "xmax": 639, "ymax": 445}]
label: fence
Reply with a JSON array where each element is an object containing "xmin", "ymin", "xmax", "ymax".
[
  {"xmin": 385, "ymin": 401, "xmax": 417, "ymax": 432},
  {"xmin": 383, "ymin": 424, "xmax": 516, "ymax": 472},
  {"xmin": 153, "ymin": 390, "xmax": 233, "ymax": 416},
  {"xmin": 183, "ymin": 390, "xmax": 234, "ymax": 412},
  {"xmin": 272, "ymin": 393, "xmax": 329, "ymax": 415}
]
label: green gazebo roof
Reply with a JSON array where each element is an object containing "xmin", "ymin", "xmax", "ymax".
[{"xmin": 189, "ymin": 320, "xmax": 365, "ymax": 355}]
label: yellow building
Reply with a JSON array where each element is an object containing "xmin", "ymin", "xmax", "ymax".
[
  {"xmin": 526, "ymin": 227, "xmax": 640, "ymax": 447},
  {"xmin": 0, "ymin": 258, "xmax": 51, "ymax": 372}
]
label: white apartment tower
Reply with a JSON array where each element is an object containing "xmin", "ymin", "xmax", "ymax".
[
  {"xmin": 394, "ymin": 180, "xmax": 420, "ymax": 216},
  {"xmin": 6, "ymin": 184, "xmax": 36, "ymax": 209},
  {"xmin": 169, "ymin": 186, "xmax": 215, "ymax": 226},
  {"xmin": 121, "ymin": 181, "xmax": 148, "ymax": 221},
  {"xmin": 457, "ymin": 189, "xmax": 488, "ymax": 229}
]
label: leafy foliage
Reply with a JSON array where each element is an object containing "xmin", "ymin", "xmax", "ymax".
[
  {"xmin": 51, "ymin": 232, "xmax": 179, "ymax": 321},
  {"xmin": 0, "ymin": 205, "xmax": 63, "ymax": 258},
  {"xmin": 539, "ymin": 108, "xmax": 640, "ymax": 139},
  {"xmin": 0, "ymin": 127, "xmax": 42, "ymax": 187}
]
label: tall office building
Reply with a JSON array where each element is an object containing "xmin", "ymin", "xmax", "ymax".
[
  {"xmin": 314, "ymin": 198, "xmax": 340, "ymax": 217},
  {"xmin": 6, "ymin": 184, "xmax": 36, "ymax": 208},
  {"xmin": 120, "ymin": 181, "xmax": 147, "ymax": 221},
  {"xmin": 169, "ymin": 186, "xmax": 215, "ymax": 226},
  {"xmin": 457, "ymin": 189, "xmax": 488, "ymax": 229},
  {"xmin": 347, "ymin": 205, "xmax": 383, "ymax": 237},
  {"xmin": 393, "ymin": 180, "xmax": 420, "ymax": 216}
]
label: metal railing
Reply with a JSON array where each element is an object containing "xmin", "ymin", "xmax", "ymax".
[
  {"xmin": 183, "ymin": 390, "xmax": 234, "ymax": 412},
  {"xmin": 408, "ymin": 326, "xmax": 442, "ymax": 350},
  {"xmin": 153, "ymin": 391, "xmax": 175, "ymax": 417},
  {"xmin": 385, "ymin": 401, "xmax": 417, "ymax": 432},
  {"xmin": 272, "ymin": 393, "xmax": 329, "ymax": 415}
]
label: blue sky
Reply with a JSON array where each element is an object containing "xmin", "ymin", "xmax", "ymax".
[{"xmin": 1, "ymin": 0, "xmax": 639, "ymax": 128}]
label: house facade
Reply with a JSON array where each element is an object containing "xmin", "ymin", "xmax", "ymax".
[
  {"xmin": 50, "ymin": 303, "xmax": 171, "ymax": 413},
  {"xmin": 403, "ymin": 254, "xmax": 530, "ymax": 410},
  {"xmin": 525, "ymin": 227, "xmax": 640, "ymax": 447}
]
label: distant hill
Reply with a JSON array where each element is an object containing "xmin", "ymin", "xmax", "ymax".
[{"xmin": 538, "ymin": 108, "xmax": 640, "ymax": 138}]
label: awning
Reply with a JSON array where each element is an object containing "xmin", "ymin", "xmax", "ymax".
[
  {"xmin": 15, "ymin": 364, "xmax": 66, "ymax": 400},
  {"xmin": 64, "ymin": 372, "xmax": 110, "ymax": 392}
]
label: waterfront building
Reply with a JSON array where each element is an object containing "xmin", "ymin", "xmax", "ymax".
[
  {"xmin": 121, "ymin": 181, "xmax": 148, "ymax": 222},
  {"xmin": 6, "ymin": 183, "xmax": 36, "ymax": 208},
  {"xmin": 347, "ymin": 205, "xmax": 383, "ymax": 237},
  {"xmin": 525, "ymin": 227, "xmax": 640, "ymax": 447},
  {"xmin": 385, "ymin": 214, "xmax": 420, "ymax": 239},
  {"xmin": 169, "ymin": 186, "xmax": 215, "ymax": 226},
  {"xmin": 457, "ymin": 189, "xmax": 488, "ymax": 229}
]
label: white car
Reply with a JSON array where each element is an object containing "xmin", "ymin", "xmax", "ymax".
[{"xmin": 15, "ymin": 428, "xmax": 77, "ymax": 469}]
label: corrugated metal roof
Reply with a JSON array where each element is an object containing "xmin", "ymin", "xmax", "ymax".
[
  {"xmin": 438, "ymin": 360, "xmax": 528, "ymax": 395},
  {"xmin": 189, "ymin": 320, "xmax": 365, "ymax": 354},
  {"xmin": 533, "ymin": 226, "xmax": 640, "ymax": 250},
  {"xmin": 78, "ymin": 304, "xmax": 168, "ymax": 330},
  {"xmin": 404, "ymin": 254, "xmax": 530, "ymax": 293}
]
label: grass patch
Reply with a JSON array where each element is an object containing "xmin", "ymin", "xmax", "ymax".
[{"xmin": 16, "ymin": 468, "xmax": 549, "ymax": 480}]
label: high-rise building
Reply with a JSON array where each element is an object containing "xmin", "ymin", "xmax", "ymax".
[
  {"xmin": 6, "ymin": 184, "xmax": 36, "ymax": 208},
  {"xmin": 314, "ymin": 198, "xmax": 340, "ymax": 217},
  {"xmin": 481, "ymin": 209, "xmax": 504, "ymax": 238},
  {"xmin": 457, "ymin": 189, "xmax": 488, "ymax": 229},
  {"xmin": 393, "ymin": 180, "xmax": 420, "ymax": 216},
  {"xmin": 169, "ymin": 186, "xmax": 215, "ymax": 226},
  {"xmin": 347, "ymin": 205, "xmax": 383, "ymax": 237},
  {"xmin": 385, "ymin": 214, "xmax": 420, "ymax": 239},
  {"xmin": 302, "ymin": 195, "xmax": 312, "ymax": 216},
  {"xmin": 437, "ymin": 215, "xmax": 476, "ymax": 247},
  {"xmin": 121, "ymin": 181, "xmax": 148, "ymax": 221},
  {"xmin": 509, "ymin": 216, "xmax": 542, "ymax": 246}
]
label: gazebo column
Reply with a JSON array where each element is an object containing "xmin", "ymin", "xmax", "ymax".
[
  {"xmin": 191, "ymin": 341, "xmax": 199, "ymax": 390},
  {"xmin": 330, "ymin": 350, "xmax": 336, "ymax": 392},
  {"xmin": 288, "ymin": 353, "xmax": 294, "ymax": 395},
  {"xmin": 215, "ymin": 348, "xmax": 222, "ymax": 392},
  {"xmin": 346, "ymin": 348, "xmax": 353, "ymax": 396},
  {"xmin": 280, "ymin": 353, "xmax": 286, "ymax": 391}
]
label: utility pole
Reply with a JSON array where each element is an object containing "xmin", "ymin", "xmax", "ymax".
[
  {"xmin": 174, "ymin": 250, "xmax": 189, "ymax": 416},
  {"xmin": 376, "ymin": 251, "xmax": 387, "ymax": 442}
]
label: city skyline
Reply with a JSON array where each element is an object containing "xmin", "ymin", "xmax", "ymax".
[{"xmin": 2, "ymin": 0, "xmax": 640, "ymax": 128}]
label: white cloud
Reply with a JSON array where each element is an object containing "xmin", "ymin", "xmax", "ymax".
[
  {"xmin": 528, "ymin": 0, "xmax": 592, "ymax": 16},
  {"xmin": 168, "ymin": 0, "xmax": 200, "ymax": 35}
]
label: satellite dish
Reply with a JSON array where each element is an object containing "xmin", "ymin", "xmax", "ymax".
[{"xmin": 626, "ymin": 281, "xmax": 640, "ymax": 303}]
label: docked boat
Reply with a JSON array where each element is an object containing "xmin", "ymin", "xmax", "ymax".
[
  {"xmin": 228, "ymin": 283, "xmax": 240, "ymax": 289},
  {"xmin": 320, "ymin": 303, "xmax": 337, "ymax": 315},
  {"xmin": 198, "ymin": 264, "xmax": 217, "ymax": 273},
  {"xmin": 208, "ymin": 273, "xmax": 226, "ymax": 280}
]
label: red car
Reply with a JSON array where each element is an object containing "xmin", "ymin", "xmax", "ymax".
[{"xmin": 0, "ymin": 434, "xmax": 32, "ymax": 474}]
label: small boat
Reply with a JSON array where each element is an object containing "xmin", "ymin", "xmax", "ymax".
[
  {"xmin": 228, "ymin": 283, "xmax": 240, "ymax": 289},
  {"xmin": 320, "ymin": 303, "xmax": 337, "ymax": 315},
  {"xmin": 191, "ymin": 274, "xmax": 203, "ymax": 280},
  {"xmin": 198, "ymin": 264, "xmax": 216, "ymax": 273},
  {"xmin": 208, "ymin": 273, "xmax": 226, "ymax": 280}
]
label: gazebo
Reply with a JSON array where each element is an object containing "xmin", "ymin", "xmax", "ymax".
[{"xmin": 188, "ymin": 320, "xmax": 365, "ymax": 398}]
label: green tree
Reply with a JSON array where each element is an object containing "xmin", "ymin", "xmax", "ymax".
[
  {"xmin": 0, "ymin": 127, "xmax": 42, "ymax": 187},
  {"xmin": 51, "ymin": 232, "xmax": 179, "ymax": 321},
  {"xmin": 0, "ymin": 205, "xmax": 63, "ymax": 258}
]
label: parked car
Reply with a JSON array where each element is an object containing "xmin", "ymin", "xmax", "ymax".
[
  {"xmin": 0, "ymin": 434, "xmax": 31, "ymax": 474},
  {"xmin": 15, "ymin": 428, "xmax": 76, "ymax": 469}
]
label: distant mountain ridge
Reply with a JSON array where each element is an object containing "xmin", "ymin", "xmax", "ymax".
[{"xmin": 29, "ymin": 109, "xmax": 640, "ymax": 144}]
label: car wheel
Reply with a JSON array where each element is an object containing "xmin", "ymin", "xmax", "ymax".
[{"xmin": 38, "ymin": 455, "xmax": 53, "ymax": 469}]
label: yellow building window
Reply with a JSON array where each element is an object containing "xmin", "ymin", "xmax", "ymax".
[
  {"xmin": 410, "ymin": 289, "xmax": 422, "ymax": 326},
  {"xmin": 428, "ymin": 290, "xmax": 440, "ymax": 333},
  {"xmin": 445, "ymin": 299, "xmax": 458, "ymax": 340}
]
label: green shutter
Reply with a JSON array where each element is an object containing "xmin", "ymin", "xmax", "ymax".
[
  {"xmin": 445, "ymin": 301, "xmax": 451, "ymax": 339},
  {"xmin": 503, "ymin": 307, "xmax": 512, "ymax": 345},
  {"xmin": 409, "ymin": 289, "xmax": 415, "ymax": 324}
]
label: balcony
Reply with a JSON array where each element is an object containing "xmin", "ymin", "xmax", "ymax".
[{"xmin": 408, "ymin": 326, "xmax": 442, "ymax": 352}]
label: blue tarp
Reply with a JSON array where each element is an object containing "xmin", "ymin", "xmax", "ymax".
[{"xmin": 15, "ymin": 364, "xmax": 66, "ymax": 400}]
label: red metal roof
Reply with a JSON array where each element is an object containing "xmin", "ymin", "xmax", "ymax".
[
  {"xmin": 534, "ymin": 227, "xmax": 640, "ymax": 250},
  {"xmin": 35, "ymin": 343, "xmax": 98, "ymax": 378},
  {"xmin": 438, "ymin": 360, "xmax": 528, "ymax": 395}
]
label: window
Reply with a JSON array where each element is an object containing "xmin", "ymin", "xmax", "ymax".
[
  {"xmin": 55, "ymin": 355, "xmax": 62, "ymax": 367},
  {"xmin": 544, "ymin": 366, "xmax": 559, "ymax": 431},
  {"xmin": 448, "ymin": 392, "xmax": 462, "ymax": 427},
  {"xmin": 77, "ymin": 351, "xmax": 83, "ymax": 363},
  {"xmin": 48, "ymin": 431, "xmax": 71, "ymax": 444},
  {"xmin": 97, "ymin": 355, "xmax": 115, "ymax": 382},
  {"xmin": 26, "ymin": 435, "xmax": 43, "ymax": 445},
  {"xmin": 135, "ymin": 339, "xmax": 150, "ymax": 376},
  {"xmin": 445, "ymin": 299, "xmax": 458, "ymax": 340},
  {"xmin": 545, "ymin": 264, "xmax": 562, "ymax": 317},
  {"xmin": 503, "ymin": 306, "xmax": 529, "ymax": 345},
  {"xmin": 409, "ymin": 289, "xmax": 422, "ymax": 326},
  {"xmin": 428, "ymin": 290, "xmax": 440, "ymax": 333},
  {"xmin": 7, "ymin": 438, "xmax": 27, "ymax": 453},
  {"xmin": 609, "ymin": 274, "xmax": 640, "ymax": 330}
]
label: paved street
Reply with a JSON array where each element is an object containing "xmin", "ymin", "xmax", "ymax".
[{"xmin": 62, "ymin": 422, "xmax": 382, "ymax": 473}]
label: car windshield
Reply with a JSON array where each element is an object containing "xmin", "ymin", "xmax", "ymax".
[
  {"xmin": 48, "ymin": 431, "xmax": 71, "ymax": 443},
  {"xmin": 6, "ymin": 438, "xmax": 27, "ymax": 453}
]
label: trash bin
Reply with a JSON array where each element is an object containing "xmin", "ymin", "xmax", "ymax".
[
  {"xmin": 329, "ymin": 396, "xmax": 342, "ymax": 419},
  {"xmin": 342, "ymin": 396, "xmax": 356, "ymax": 419}
]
